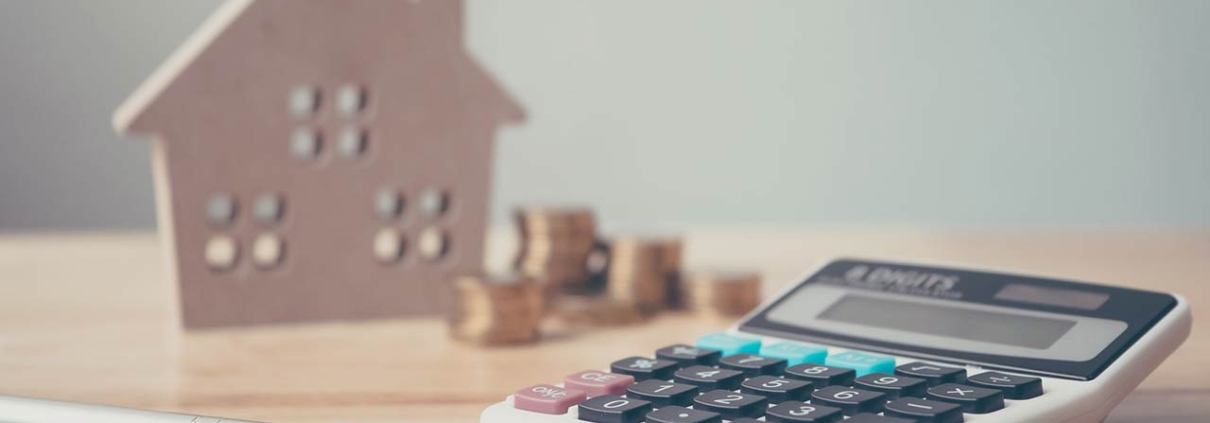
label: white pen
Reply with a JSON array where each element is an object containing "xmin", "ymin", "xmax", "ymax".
[{"xmin": 0, "ymin": 395, "xmax": 263, "ymax": 423}]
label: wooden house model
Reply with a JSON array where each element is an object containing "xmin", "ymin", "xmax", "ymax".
[{"xmin": 113, "ymin": 0, "xmax": 524, "ymax": 328}]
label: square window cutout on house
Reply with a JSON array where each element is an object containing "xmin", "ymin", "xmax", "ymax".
[
  {"xmin": 335, "ymin": 84, "xmax": 367, "ymax": 116},
  {"xmin": 375, "ymin": 188, "xmax": 404, "ymax": 220},
  {"xmin": 206, "ymin": 193, "xmax": 237, "ymax": 226},
  {"xmin": 288, "ymin": 85, "xmax": 320, "ymax": 119},
  {"xmin": 337, "ymin": 126, "xmax": 368, "ymax": 159},
  {"xmin": 252, "ymin": 193, "xmax": 285, "ymax": 224},
  {"xmin": 290, "ymin": 128, "xmax": 323, "ymax": 161},
  {"xmin": 374, "ymin": 228, "xmax": 406, "ymax": 263}
]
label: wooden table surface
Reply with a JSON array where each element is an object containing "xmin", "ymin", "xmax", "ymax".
[{"xmin": 0, "ymin": 228, "xmax": 1206, "ymax": 422}]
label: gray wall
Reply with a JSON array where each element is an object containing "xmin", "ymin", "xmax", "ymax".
[{"xmin": 2, "ymin": 0, "xmax": 1208, "ymax": 231}]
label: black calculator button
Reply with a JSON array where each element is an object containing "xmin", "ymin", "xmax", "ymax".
[
  {"xmin": 625, "ymin": 380, "xmax": 699, "ymax": 407},
  {"xmin": 740, "ymin": 375, "xmax": 813, "ymax": 403},
  {"xmin": 718, "ymin": 354, "xmax": 788, "ymax": 377},
  {"xmin": 810, "ymin": 385, "xmax": 886, "ymax": 415},
  {"xmin": 884, "ymin": 397, "xmax": 964, "ymax": 423},
  {"xmin": 610, "ymin": 356, "xmax": 678, "ymax": 381},
  {"xmin": 672, "ymin": 366, "xmax": 744, "ymax": 391},
  {"xmin": 927, "ymin": 383, "xmax": 1005, "ymax": 414},
  {"xmin": 645, "ymin": 405, "xmax": 722, "ymax": 423},
  {"xmin": 783, "ymin": 364, "xmax": 855, "ymax": 389},
  {"xmin": 656, "ymin": 344, "xmax": 722, "ymax": 367},
  {"xmin": 693, "ymin": 390, "xmax": 768, "ymax": 420},
  {"xmin": 845, "ymin": 413, "xmax": 915, "ymax": 423},
  {"xmin": 853, "ymin": 373, "xmax": 928, "ymax": 400},
  {"xmin": 895, "ymin": 363, "xmax": 967, "ymax": 386},
  {"xmin": 765, "ymin": 401, "xmax": 844, "ymax": 423},
  {"xmin": 965, "ymin": 371, "xmax": 1043, "ymax": 400},
  {"xmin": 577, "ymin": 395, "xmax": 653, "ymax": 423}
]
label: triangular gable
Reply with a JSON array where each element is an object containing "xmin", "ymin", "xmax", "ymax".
[
  {"xmin": 113, "ymin": 0, "xmax": 254, "ymax": 136},
  {"xmin": 113, "ymin": 0, "xmax": 525, "ymax": 137}
]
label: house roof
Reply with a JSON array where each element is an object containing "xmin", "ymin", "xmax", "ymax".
[{"xmin": 113, "ymin": 0, "xmax": 524, "ymax": 136}]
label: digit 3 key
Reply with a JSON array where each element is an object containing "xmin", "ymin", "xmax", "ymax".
[{"xmin": 481, "ymin": 258, "xmax": 1192, "ymax": 423}]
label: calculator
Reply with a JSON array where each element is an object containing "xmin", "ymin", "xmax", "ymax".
[{"xmin": 480, "ymin": 258, "xmax": 1192, "ymax": 423}]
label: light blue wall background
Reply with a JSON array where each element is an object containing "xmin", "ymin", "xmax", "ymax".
[{"xmin": 2, "ymin": 0, "xmax": 1208, "ymax": 230}]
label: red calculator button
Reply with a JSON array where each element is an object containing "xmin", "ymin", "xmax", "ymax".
[
  {"xmin": 513, "ymin": 384, "xmax": 586, "ymax": 415},
  {"xmin": 564, "ymin": 370, "xmax": 636, "ymax": 397}
]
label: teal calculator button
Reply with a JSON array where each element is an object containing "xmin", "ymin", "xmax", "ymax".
[
  {"xmin": 695, "ymin": 333, "xmax": 761, "ymax": 356},
  {"xmin": 825, "ymin": 351, "xmax": 896, "ymax": 376},
  {"xmin": 759, "ymin": 342, "xmax": 828, "ymax": 366}
]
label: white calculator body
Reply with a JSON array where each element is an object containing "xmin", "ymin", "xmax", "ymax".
[{"xmin": 482, "ymin": 258, "xmax": 1192, "ymax": 423}]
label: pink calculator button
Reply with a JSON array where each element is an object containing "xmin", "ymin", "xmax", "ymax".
[
  {"xmin": 513, "ymin": 384, "xmax": 586, "ymax": 415},
  {"xmin": 563, "ymin": 370, "xmax": 635, "ymax": 397}
]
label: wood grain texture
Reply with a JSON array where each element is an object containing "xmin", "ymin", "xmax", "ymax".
[{"xmin": 0, "ymin": 228, "xmax": 1206, "ymax": 422}]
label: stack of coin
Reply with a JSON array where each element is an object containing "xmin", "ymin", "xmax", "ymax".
[
  {"xmin": 551, "ymin": 294, "xmax": 647, "ymax": 326},
  {"xmin": 514, "ymin": 207, "xmax": 598, "ymax": 294},
  {"xmin": 682, "ymin": 271, "xmax": 762, "ymax": 317},
  {"xmin": 605, "ymin": 236, "xmax": 682, "ymax": 313},
  {"xmin": 448, "ymin": 275, "xmax": 544, "ymax": 345}
]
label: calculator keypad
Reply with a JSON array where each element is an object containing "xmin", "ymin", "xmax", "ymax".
[{"xmin": 508, "ymin": 333, "xmax": 1046, "ymax": 422}]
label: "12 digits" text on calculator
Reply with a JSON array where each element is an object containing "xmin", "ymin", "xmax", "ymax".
[{"xmin": 481, "ymin": 258, "xmax": 1192, "ymax": 423}]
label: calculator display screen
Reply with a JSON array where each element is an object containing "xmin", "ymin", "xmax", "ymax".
[
  {"xmin": 739, "ymin": 259, "xmax": 1179, "ymax": 380},
  {"xmin": 818, "ymin": 295, "xmax": 1078, "ymax": 349}
]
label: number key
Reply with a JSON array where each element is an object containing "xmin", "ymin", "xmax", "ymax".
[
  {"xmin": 927, "ymin": 383, "xmax": 1005, "ymax": 414},
  {"xmin": 766, "ymin": 401, "xmax": 844, "ymax": 423},
  {"xmin": 783, "ymin": 363, "xmax": 855, "ymax": 388},
  {"xmin": 895, "ymin": 363, "xmax": 966, "ymax": 386},
  {"xmin": 965, "ymin": 371, "xmax": 1043, "ymax": 399},
  {"xmin": 626, "ymin": 380, "xmax": 699, "ymax": 407},
  {"xmin": 810, "ymin": 385, "xmax": 886, "ymax": 415},
  {"xmin": 884, "ymin": 397, "xmax": 963, "ymax": 423},
  {"xmin": 577, "ymin": 395, "xmax": 652, "ymax": 423},
  {"xmin": 610, "ymin": 356, "xmax": 678, "ymax": 381},
  {"xmin": 719, "ymin": 354, "xmax": 788, "ymax": 377},
  {"xmin": 740, "ymin": 375, "xmax": 812, "ymax": 403},
  {"xmin": 853, "ymin": 373, "xmax": 927, "ymax": 400},
  {"xmin": 644, "ymin": 405, "xmax": 722, "ymax": 423},
  {"xmin": 693, "ymin": 390, "xmax": 768, "ymax": 420},
  {"xmin": 672, "ymin": 365, "xmax": 745, "ymax": 391}
]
